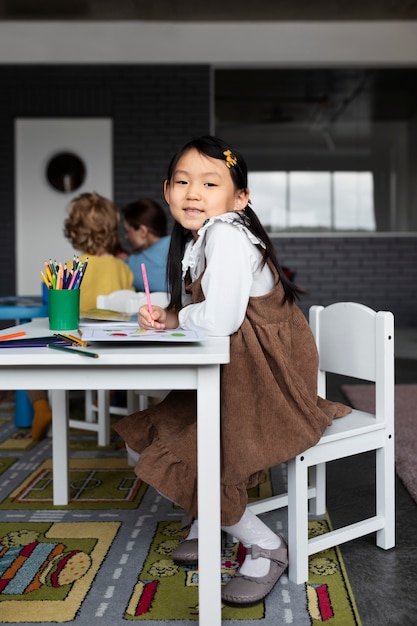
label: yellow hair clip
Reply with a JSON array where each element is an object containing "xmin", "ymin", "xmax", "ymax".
[{"xmin": 223, "ymin": 149, "xmax": 237, "ymax": 168}]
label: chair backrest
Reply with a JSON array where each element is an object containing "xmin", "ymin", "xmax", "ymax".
[
  {"xmin": 96, "ymin": 290, "xmax": 170, "ymax": 315},
  {"xmin": 309, "ymin": 302, "xmax": 394, "ymax": 423}
]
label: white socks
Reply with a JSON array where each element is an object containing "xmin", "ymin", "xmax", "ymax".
[
  {"xmin": 181, "ymin": 509, "xmax": 280, "ymax": 577},
  {"xmin": 125, "ymin": 447, "xmax": 278, "ymax": 578},
  {"xmin": 222, "ymin": 508, "xmax": 281, "ymax": 578},
  {"xmin": 186, "ymin": 519, "xmax": 199, "ymax": 540},
  {"xmin": 126, "ymin": 443, "xmax": 140, "ymax": 465}
]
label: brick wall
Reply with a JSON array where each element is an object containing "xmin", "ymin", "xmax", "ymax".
[{"xmin": 273, "ymin": 235, "xmax": 417, "ymax": 327}]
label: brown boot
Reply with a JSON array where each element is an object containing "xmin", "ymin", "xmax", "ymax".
[{"xmin": 31, "ymin": 399, "xmax": 52, "ymax": 441}]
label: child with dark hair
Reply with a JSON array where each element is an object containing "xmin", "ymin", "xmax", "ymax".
[
  {"xmin": 121, "ymin": 198, "xmax": 170, "ymax": 292},
  {"xmin": 114, "ymin": 136, "xmax": 350, "ymax": 606}
]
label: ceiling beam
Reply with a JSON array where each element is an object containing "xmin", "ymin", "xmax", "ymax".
[{"xmin": 0, "ymin": 22, "xmax": 417, "ymax": 65}]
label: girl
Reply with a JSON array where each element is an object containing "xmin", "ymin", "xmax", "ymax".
[
  {"xmin": 63, "ymin": 192, "xmax": 134, "ymax": 313},
  {"xmin": 113, "ymin": 136, "xmax": 349, "ymax": 605}
]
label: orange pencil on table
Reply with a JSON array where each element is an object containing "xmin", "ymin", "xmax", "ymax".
[{"xmin": 0, "ymin": 331, "xmax": 27, "ymax": 341}]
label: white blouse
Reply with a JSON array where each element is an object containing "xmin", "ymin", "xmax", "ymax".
[{"xmin": 178, "ymin": 213, "xmax": 275, "ymax": 337}]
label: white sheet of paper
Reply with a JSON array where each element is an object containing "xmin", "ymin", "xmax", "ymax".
[{"xmin": 80, "ymin": 327, "xmax": 207, "ymax": 342}]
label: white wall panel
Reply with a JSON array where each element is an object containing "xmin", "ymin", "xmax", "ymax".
[{"xmin": 15, "ymin": 118, "xmax": 112, "ymax": 294}]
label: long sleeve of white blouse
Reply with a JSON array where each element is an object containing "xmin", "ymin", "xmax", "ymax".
[{"xmin": 178, "ymin": 220, "xmax": 274, "ymax": 337}]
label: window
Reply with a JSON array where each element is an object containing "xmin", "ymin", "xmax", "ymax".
[
  {"xmin": 333, "ymin": 172, "xmax": 375, "ymax": 231},
  {"xmin": 248, "ymin": 171, "xmax": 375, "ymax": 232}
]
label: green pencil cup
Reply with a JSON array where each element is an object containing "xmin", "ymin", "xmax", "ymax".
[{"xmin": 48, "ymin": 289, "xmax": 80, "ymax": 331}]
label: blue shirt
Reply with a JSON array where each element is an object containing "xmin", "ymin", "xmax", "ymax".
[{"xmin": 126, "ymin": 235, "xmax": 170, "ymax": 292}]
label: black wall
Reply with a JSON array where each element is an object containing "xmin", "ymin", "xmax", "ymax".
[
  {"xmin": 273, "ymin": 235, "xmax": 417, "ymax": 327},
  {"xmin": 0, "ymin": 64, "xmax": 211, "ymax": 295},
  {"xmin": 0, "ymin": 64, "xmax": 415, "ymax": 328}
]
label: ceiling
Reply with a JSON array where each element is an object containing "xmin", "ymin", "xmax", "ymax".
[{"xmin": 2, "ymin": 0, "xmax": 417, "ymax": 143}]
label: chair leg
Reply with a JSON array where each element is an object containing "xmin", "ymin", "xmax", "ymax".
[
  {"xmin": 287, "ymin": 455, "xmax": 310, "ymax": 584},
  {"xmin": 376, "ymin": 442, "xmax": 395, "ymax": 549},
  {"xmin": 84, "ymin": 390, "xmax": 96, "ymax": 423},
  {"xmin": 97, "ymin": 389, "xmax": 110, "ymax": 446},
  {"xmin": 127, "ymin": 389, "xmax": 139, "ymax": 413},
  {"xmin": 139, "ymin": 394, "xmax": 149, "ymax": 411},
  {"xmin": 309, "ymin": 462, "xmax": 326, "ymax": 515}
]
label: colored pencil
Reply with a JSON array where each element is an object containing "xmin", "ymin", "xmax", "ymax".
[
  {"xmin": 57, "ymin": 264, "xmax": 64, "ymax": 289},
  {"xmin": 77, "ymin": 259, "xmax": 88, "ymax": 288},
  {"xmin": 67, "ymin": 269, "xmax": 79, "ymax": 290},
  {"xmin": 0, "ymin": 331, "xmax": 27, "ymax": 341},
  {"xmin": 41, "ymin": 257, "xmax": 88, "ymax": 290},
  {"xmin": 141, "ymin": 262, "xmax": 154, "ymax": 326},
  {"xmin": 48, "ymin": 344, "xmax": 99, "ymax": 359},
  {"xmin": 66, "ymin": 333, "xmax": 88, "ymax": 346},
  {"xmin": 44, "ymin": 262, "xmax": 53, "ymax": 284},
  {"xmin": 40, "ymin": 271, "xmax": 51, "ymax": 289},
  {"xmin": 54, "ymin": 333, "xmax": 88, "ymax": 347}
]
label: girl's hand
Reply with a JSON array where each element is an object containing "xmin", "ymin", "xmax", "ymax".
[
  {"xmin": 138, "ymin": 304, "xmax": 166, "ymax": 330},
  {"xmin": 138, "ymin": 305, "xmax": 180, "ymax": 331}
]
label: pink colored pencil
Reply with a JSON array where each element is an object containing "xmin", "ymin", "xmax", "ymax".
[{"xmin": 141, "ymin": 263, "xmax": 154, "ymax": 326}]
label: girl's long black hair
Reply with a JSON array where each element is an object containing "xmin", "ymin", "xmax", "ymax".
[{"xmin": 165, "ymin": 135, "xmax": 304, "ymax": 311}]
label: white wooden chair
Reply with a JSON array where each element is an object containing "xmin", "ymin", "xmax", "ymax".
[
  {"xmin": 75, "ymin": 290, "xmax": 170, "ymax": 445},
  {"xmin": 76, "ymin": 389, "xmax": 137, "ymax": 446},
  {"xmin": 96, "ymin": 290, "xmax": 170, "ymax": 315},
  {"xmin": 248, "ymin": 302, "xmax": 395, "ymax": 583}
]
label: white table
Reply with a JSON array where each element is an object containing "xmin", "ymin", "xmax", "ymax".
[{"xmin": 0, "ymin": 318, "xmax": 229, "ymax": 626}]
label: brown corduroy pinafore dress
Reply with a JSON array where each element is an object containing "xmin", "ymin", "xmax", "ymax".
[{"xmin": 113, "ymin": 266, "xmax": 350, "ymax": 525}]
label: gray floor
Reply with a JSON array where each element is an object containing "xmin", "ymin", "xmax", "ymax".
[{"xmin": 325, "ymin": 332, "xmax": 417, "ymax": 625}]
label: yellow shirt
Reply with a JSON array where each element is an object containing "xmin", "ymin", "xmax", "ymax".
[{"xmin": 69, "ymin": 254, "xmax": 134, "ymax": 313}]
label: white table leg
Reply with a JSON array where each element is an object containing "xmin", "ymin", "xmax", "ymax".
[
  {"xmin": 197, "ymin": 365, "xmax": 222, "ymax": 625},
  {"xmin": 51, "ymin": 389, "xmax": 69, "ymax": 505}
]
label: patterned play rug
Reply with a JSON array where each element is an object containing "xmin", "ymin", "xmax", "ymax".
[
  {"xmin": 0, "ymin": 521, "xmax": 120, "ymax": 623},
  {"xmin": 0, "ymin": 395, "xmax": 361, "ymax": 624},
  {"xmin": 0, "ymin": 515, "xmax": 360, "ymax": 625},
  {"xmin": 125, "ymin": 518, "xmax": 360, "ymax": 623},
  {"xmin": 0, "ymin": 457, "xmax": 16, "ymax": 477},
  {"xmin": 0, "ymin": 458, "xmax": 148, "ymax": 510}
]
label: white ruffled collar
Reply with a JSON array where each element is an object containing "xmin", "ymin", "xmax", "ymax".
[{"xmin": 181, "ymin": 211, "xmax": 265, "ymax": 278}]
